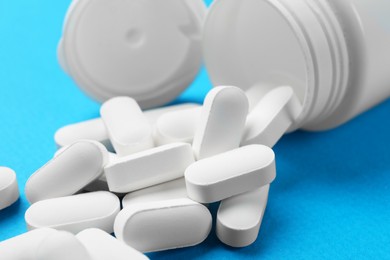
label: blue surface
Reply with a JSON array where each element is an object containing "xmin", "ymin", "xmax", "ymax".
[{"xmin": 1, "ymin": 0, "xmax": 390, "ymax": 259}]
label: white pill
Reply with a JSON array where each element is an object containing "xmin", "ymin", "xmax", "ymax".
[
  {"xmin": 122, "ymin": 178, "xmax": 187, "ymax": 208},
  {"xmin": 77, "ymin": 228, "xmax": 149, "ymax": 260},
  {"xmin": 25, "ymin": 191, "xmax": 120, "ymax": 234},
  {"xmin": 185, "ymin": 145, "xmax": 276, "ymax": 203},
  {"xmin": 54, "ymin": 103, "xmax": 200, "ymax": 150},
  {"xmin": 35, "ymin": 231, "xmax": 92, "ymax": 260},
  {"xmin": 0, "ymin": 228, "xmax": 57, "ymax": 260},
  {"xmin": 242, "ymin": 86, "xmax": 302, "ymax": 148},
  {"xmin": 154, "ymin": 107, "xmax": 201, "ymax": 146},
  {"xmin": 114, "ymin": 198, "xmax": 212, "ymax": 252},
  {"xmin": 105, "ymin": 143, "xmax": 195, "ymax": 193},
  {"xmin": 0, "ymin": 167, "xmax": 19, "ymax": 210},
  {"xmin": 217, "ymin": 185, "xmax": 270, "ymax": 247},
  {"xmin": 25, "ymin": 140, "xmax": 108, "ymax": 204},
  {"xmin": 100, "ymin": 96, "xmax": 154, "ymax": 156},
  {"xmin": 192, "ymin": 86, "xmax": 249, "ymax": 160}
]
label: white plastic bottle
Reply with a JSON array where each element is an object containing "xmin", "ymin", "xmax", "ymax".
[{"xmin": 203, "ymin": 0, "xmax": 390, "ymax": 130}]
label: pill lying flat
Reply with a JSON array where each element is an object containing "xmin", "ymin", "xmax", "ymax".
[
  {"xmin": 36, "ymin": 231, "xmax": 92, "ymax": 260},
  {"xmin": 105, "ymin": 143, "xmax": 195, "ymax": 193},
  {"xmin": 0, "ymin": 228, "xmax": 57, "ymax": 260},
  {"xmin": 25, "ymin": 140, "xmax": 108, "ymax": 204},
  {"xmin": 192, "ymin": 86, "xmax": 249, "ymax": 159},
  {"xmin": 77, "ymin": 228, "xmax": 149, "ymax": 260},
  {"xmin": 242, "ymin": 86, "xmax": 302, "ymax": 147},
  {"xmin": 217, "ymin": 185, "xmax": 270, "ymax": 247},
  {"xmin": 25, "ymin": 191, "xmax": 120, "ymax": 234},
  {"xmin": 101, "ymin": 96, "xmax": 154, "ymax": 156},
  {"xmin": 114, "ymin": 198, "xmax": 212, "ymax": 252},
  {"xmin": 122, "ymin": 178, "xmax": 187, "ymax": 208},
  {"xmin": 185, "ymin": 145, "xmax": 276, "ymax": 203},
  {"xmin": 0, "ymin": 167, "xmax": 19, "ymax": 210},
  {"xmin": 154, "ymin": 107, "xmax": 201, "ymax": 145}
]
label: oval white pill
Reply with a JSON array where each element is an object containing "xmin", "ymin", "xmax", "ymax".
[
  {"xmin": 105, "ymin": 143, "xmax": 195, "ymax": 193},
  {"xmin": 77, "ymin": 228, "xmax": 149, "ymax": 260},
  {"xmin": 0, "ymin": 228, "xmax": 57, "ymax": 260},
  {"xmin": 192, "ymin": 86, "xmax": 249, "ymax": 159},
  {"xmin": 122, "ymin": 178, "xmax": 187, "ymax": 208},
  {"xmin": 114, "ymin": 198, "xmax": 212, "ymax": 252},
  {"xmin": 217, "ymin": 185, "xmax": 270, "ymax": 247},
  {"xmin": 35, "ymin": 231, "xmax": 92, "ymax": 260},
  {"xmin": 25, "ymin": 140, "xmax": 108, "ymax": 204},
  {"xmin": 185, "ymin": 145, "xmax": 276, "ymax": 203},
  {"xmin": 101, "ymin": 96, "xmax": 154, "ymax": 156},
  {"xmin": 25, "ymin": 191, "xmax": 120, "ymax": 234},
  {"xmin": 0, "ymin": 167, "xmax": 19, "ymax": 210}
]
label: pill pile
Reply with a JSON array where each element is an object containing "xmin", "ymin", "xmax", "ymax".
[{"xmin": 0, "ymin": 85, "xmax": 302, "ymax": 258}]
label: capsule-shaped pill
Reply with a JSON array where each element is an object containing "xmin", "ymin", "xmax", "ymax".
[
  {"xmin": 77, "ymin": 228, "xmax": 149, "ymax": 260},
  {"xmin": 217, "ymin": 185, "xmax": 270, "ymax": 247},
  {"xmin": 25, "ymin": 140, "xmax": 108, "ymax": 204},
  {"xmin": 185, "ymin": 145, "xmax": 276, "ymax": 203},
  {"xmin": 0, "ymin": 167, "xmax": 19, "ymax": 210},
  {"xmin": 192, "ymin": 86, "xmax": 249, "ymax": 159},
  {"xmin": 100, "ymin": 96, "xmax": 153, "ymax": 156},
  {"xmin": 105, "ymin": 143, "xmax": 195, "ymax": 193},
  {"xmin": 25, "ymin": 191, "xmax": 120, "ymax": 234},
  {"xmin": 114, "ymin": 198, "xmax": 212, "ymax": 252}
]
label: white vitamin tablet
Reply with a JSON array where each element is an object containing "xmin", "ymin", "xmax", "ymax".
[
  {"xmin": 0, "ymin": 228, "xmax": 57, "ymax": 260},
  {"xmin": 77, "ymin": 228, "xmax": 149, "ymax": 260},
  {"xmin": 25, "ymin": 140, "xmax": 108, "ymax": 204},
  {"xmin": 105, "ymin": 143, "xmax": 195, "ymax": 193},
  {"xmin": 100, "ymin": 96, "xmax": 154, "ymax": 156},
  {"xmin": 185, "ymin": 145, "xmax": 276, "ymax": 203},
  {"xmin": 25, "ymin": 191, "xmax": 120, "ymax": 234},
  {"xmin": 217, "ymin": 185, "xmax": 270, "ymax": 247},
  {"xmin": 122, "ymin": 178, "xmax": 187, "ymax": 208},
  {"xmin": 192, "ymin": 86, "xmax": 249, "ymax": 159},
  {"xmin": 114, "ymin": 198, "xmax": 212, "ymax": 252},
  {"xmin": 0, "ymin": 167, "xmax": 19, "ymax": 210}
]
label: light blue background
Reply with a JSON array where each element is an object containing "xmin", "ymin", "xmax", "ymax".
[{"xmin": 1, "ymin": 0, "xmax": 390, "ymax": 259}]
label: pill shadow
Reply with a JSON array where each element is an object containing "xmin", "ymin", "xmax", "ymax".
[{"xmin": 0, "ymin": 199, "xmax": 22, "ymax": 224}]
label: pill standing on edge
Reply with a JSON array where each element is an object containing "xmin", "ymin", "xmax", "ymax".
[
  {"xmin": 217, "ymin": 185, "xmax": 270, "ymax": 247},
  {"xmin": 122, "ymin": 178, "xmax": 187, "ymax": 208},
  {"xmin": 105, "ymin": 143, "xmax": 195, "ymax": 193},
  {"xmin": 185, "ymin": 145, "xmax": 276, "ymax": 203},
  {"xmin": 25, "ymin": 191, "xmax": 120, "ymax": 234},
  {"xmin": 0, "ymin": 167, "xmax": 19, "ymax": 210},
  {"xmin": 77, "ymin": 228, "xmax": 149, "ymax": 260},
  {"xmin": 25, "ymin": 140, "xmax": 108, "ymax": 204},
  {"xmin": 100, "ymin": 96, "xmax": 154, "ymax": 156},
  {"xmin": 114, "ymin": 198, "xmax": 212, "ymax": 253},
  {"xmin": 35, "ymin": 231, "xmax": 92, "ymax": 260},
  {"xmin": 0, "ymin": 228, "xmax": 58, "ymax": 260},
  {"xmin": 192, "ymin": 86, "xmax": 249, "ymax": 160},
  {"xmin": 242, "ymin": 86, "xmax": 302, "ymax": 147}
]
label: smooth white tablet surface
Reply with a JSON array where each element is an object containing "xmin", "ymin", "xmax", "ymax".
[
  {"xmin": 25, "ymin": 191, "xmax": 120, "ymax": 234},
  {"xmin": 192, "ymin": 86, "xmax": 249, "ymax": 159},
  {"xmin": 60, "ymin": 0, "xmax": 206, "ymax": 108},
  {"xmin": 77, "ymin": 228, "xmax": 149, "ymax": 260},
  {"xmin": 242, "ymin": 86, "xmax": 302, "ymax": 147},
  {"xmin": 155, "ymin": 107, "xmax": 201, "ymax": 145},
  {"xmin": 122, "ymin": 178, "xmax": 187, "ymax": 208},
  {"xmin": 185, "ymin": 145, "xmax": 276, "ymax": 203},
  {"xmin": 105, "ymin": 143, "xmax": 195, "ymax": 193},
  {"xmin": 0, "ymin": 167, "xmax": 19, "ymax": 210},
  {"xmin": 36, "ymin": 231, "xmax": 92, "ymax": 260},
  {"xmin": 217, "ymin": 185, "xmax": 270, "ymax": 247},
  {"xmin": 101, "ymin": 97, "xmax": 154, "ymax": 156},
  {"xmin": 25, "ymin": 140, "xmax": 108, "ymax": 204},
  {"xmin": 0, "ymin": 228, "xmax": 57, "ymax": 260},
  {"xmin": 114, "ymin": 198, "xmax": 212, "ymax": 252}
]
